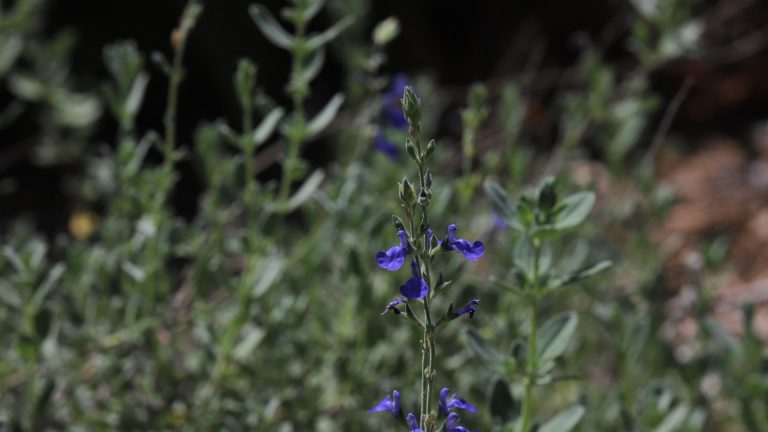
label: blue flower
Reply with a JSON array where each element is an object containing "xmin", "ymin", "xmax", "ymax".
[
  {"xmin": 374, "ymin": 129, "xmax": 400, "ymax": 160},
  {"xmin": 400, "ymin": 259, "xmax": 429, "ymax": 299},
  {"xmin": 368, "ymin": 390, "xmax": 401, "ymax": 417},
  {"xmin": 381, "ymin": 297, "xmax": 406, "ymax": 315},
  {"xmin": 439, "ymin": 388, "xmax": 478, "ymax": 414},
  {"xmin": 376, "ymin": 230, "xmax": 409, "ymax": 271},
  {"xmin": 382, "ymin": 74, "xmax": 410, "ymax": 129},
  {"xmin": 445, "ymin": 412, "xmax": 470, "ymax": 432},
  {"xmin": 457, "ymin": 299, "xmax": 479, "ymax": 318},
  {"xmin": 493, "ymin": 213, "xmax": 509, "ymax": 230},
  {"xmin": 407, "ymin": 412, "xmax": 424, "ymax": 432},
  {"xmin": 444, "ymin": 224, "xmax": 484, "ymax": 261}
]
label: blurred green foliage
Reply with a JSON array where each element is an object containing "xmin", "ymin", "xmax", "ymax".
[{"xmin": 0, "ymin": 0, "xmax": 766, "ymax": 431}]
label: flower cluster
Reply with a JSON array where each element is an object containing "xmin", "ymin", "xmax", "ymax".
[
  {"xmin": 376, "ymin": 225, "xmax": 484, "ymax": 308},
  {"xmin": 369, "ymin": 388, "xmax": 476, "ymax": 432}
]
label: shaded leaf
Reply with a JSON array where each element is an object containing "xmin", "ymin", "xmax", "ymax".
[
  {"xmin": 465, "ymin": 327, "xmax": 504, "ymax": 372},
  {"xmin": 553, "ymin": 191, "xmax": 595, "ymax": 230},
  {"xmin": 489, "ymin": 378, "xmax": 517, "ymax": 422},
  {"xmin": 537, "ymin": 312, "xmax": 578, "ymax": 365},
  {"xmin": 538, "ymin": 404, "xmax": 585, "ymax": 432}
]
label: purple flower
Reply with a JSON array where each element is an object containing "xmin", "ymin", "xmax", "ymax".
[
  {"xmin": 376, "ymin": 230, "xmax": 409, "ymax": 271},
  {"xmin": 457, "ymin": 299, "xmax": 480, "ymax": 318},
  {"xmin": 444, "ymin": 224, "xmax": 484, "ymax": 261},
  {"xmin": 445, "ymin": 412, "xmax": 470, "ymax": 432},
  {"xmin": 381, "ymin": 297, "xmax": 406, "ymax": 315},
  {"xmin": 374, "ymin": 130, "xmax": 400, "ymax": 160},
  {"xmin": 368, "ymin": 390, "xmax": 401, "ymax": 417},
  {"xmin": 400, "ymin": 259, "xmax": 429, "ymax": 299},
  {"xmin": 493, "ymin": 213, "xmax": 509, "ymax": 230},
  {"xmin": 407, "ymin": 412, "xmax": 424, "ymax": 432},
  {"xmin": 382, "ymin": 74, "xmax": 410, "ymax": 129},
  {"xmin": 439, "ymin": 388, "xmax": 478, "ymax": 415}
]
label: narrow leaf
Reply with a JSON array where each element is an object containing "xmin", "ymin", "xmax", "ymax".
[
  {"xmin": 301, "ymin": 48, "xmax": 326, "ymax": 84},
  {"xmin": 124, "ymin": 72, "xmax": 149, "ymax": 120},
  {"xmin": 306, "ymin": 93, "xmax": 344, "ymax": 136},
  {"xmin": 306, "ymin": 16, "xmax": 354, "ymax": 51},
  {"xmin": 249, "ymin": 4, "xmax": 294, "ymax": 50},
  {"xmin": 285, "ymin": 169, "xmax": 325, "ymax": 210},
  {"xmin": 253, "ymin": 107, "xmax": 285, "ymax": 145}
]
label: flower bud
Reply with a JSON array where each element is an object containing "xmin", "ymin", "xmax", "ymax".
[
  {"xmin": 402, "ymin": 86, "xmax": 421, "ymax": 127},
  {"xmin": 399, "ymin": 177, "xmax": 417, "ymax": 205},
  {"xmin": 424, "ymin": 170, "xmax": 433, "ymax": 189},
  {"xmin": 424, "ymin": 139, "xmax": 436, "ymax": 159},
  {"xmin": 405, "ymin": 138, "xmax": 419, "ymax": 162},
  {"xmin": 392, "ymin": 215, "xmax": 406, "ymax": 231}
]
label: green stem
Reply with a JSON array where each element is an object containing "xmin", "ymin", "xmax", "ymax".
[
  {"xmin": 520, "ymin": 300, "xmax": 538, "ymax": 432},
  {"xmin": 242, "ymin": 101, "xmax": 256, "ymax": 230},
  {"xmin": 162, "ymin": 41, "xmax": 185, "ymax": 191},
  {"xmin": 278, "ymin": 20, "xmax": 308, "ymax": 209}
]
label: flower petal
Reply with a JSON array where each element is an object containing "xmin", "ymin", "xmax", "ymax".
[{"xmin": 400, "ymin": 276, "xmax": 429, "ymax": 299}]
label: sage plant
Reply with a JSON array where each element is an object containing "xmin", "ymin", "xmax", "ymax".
[
  {"xmin": 369, "ymin": 86, "xmax": 483, "ymax": 432},
  {"xmin": 477, "ymin": 178, "xmax": 610, "ymax": 432}
]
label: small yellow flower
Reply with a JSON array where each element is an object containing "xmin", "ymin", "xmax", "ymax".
[{"xmin": 68, "ymin": 210, "xmax": 96, "ymax": 240}]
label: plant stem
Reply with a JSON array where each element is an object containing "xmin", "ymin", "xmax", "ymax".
[
  {"xmin": 520, "ymin": 300, "xmax": 538, "ymax": 432},
  {"xmin": 278, "ymin": 19, "xmax": 308, "ymax": 209}
]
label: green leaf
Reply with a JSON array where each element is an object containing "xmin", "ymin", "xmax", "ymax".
[
  {"xmin": 0, "ymin": 279, "xmax": 22, "ymax": 309},
  {"xmin": 306, "ymin": 16, "xmax": 354, "ymax": 51},
  {"xmin": 124, "ymin": 72, "xmax": 149, "ymax": 121},
  {"xmin": 465, "ymin": 328, "xmax": 505, "ymax": 373},
  {"xmin": 483, "ymin": 180, "xmax": 520, "ymax": 230},
  {"xmin": 253, "ymin": 107, "xmax": 285, "ymax": 145},
  {"xmin": 302, "ymin": 0, "xmax": 326, "ymax": 23},
  {"xmin": 285, "ymin": 169, "xmax": 325, "ymax": 210},
  {"xmin": 537, "ymin": 312, "xmax": 578, "ymax": 365},
  {"xmin": 560, "ymin": 260, "xmax": 611, "ymax": 286},
  {"xmin": 652, "ymin": 405, "xmax": 689, "ymax": 432},
  {"xmin": 233, "ymin": 326, "xmax": 266, "ymax": 362},
  {"xmin": 553, "ymin": 191, "xmax": 595, "ymax": 230},
  {"xmin": 249, "ymin": 4, "xmax": 294, "ymax": 50},
  {"xmin": 252, "ymin": 257, "xmax": 285, "ymax": 298},
  {"xmin": 306, "ymin": 93, "xmax": 344, "ymax": 136},
  {"xmin": 513, "ymin": 236, "xmax": 535, "ymax": 281},
  {"xmin": 31, "ymin": 263, "xmax": 65, "ymax": 311},
  {"xmin": 301, "ymin": 48, "xmax": 326, "ymax": 84},
  {"xmin": 538, "ymin": 404, "xmax": 585, "ymax": 432},
  {"xmin": 2, "ymin": 246, "xmax": 25, "ymax": 273}
]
